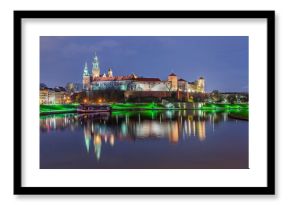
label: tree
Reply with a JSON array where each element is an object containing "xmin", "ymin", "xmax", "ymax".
[{"xmin": 227, "ymin": 94, "xmax": 237, "ymax": 104}]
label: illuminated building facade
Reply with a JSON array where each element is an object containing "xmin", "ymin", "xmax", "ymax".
[
  {"xmin": 82, "ymin": 54, "xmax": 205, "ymax": 93},
  {"xmin": 40, "ymin": 84, "xmax": 69, "ymax": 104}
]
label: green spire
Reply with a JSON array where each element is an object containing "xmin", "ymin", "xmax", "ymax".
[{"xmin": 83, "ymin": 61, "xmax": 89, "ymax": 76}]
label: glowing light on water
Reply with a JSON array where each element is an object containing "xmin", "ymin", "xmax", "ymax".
[
  {"xmin": 94, "ymin": 134, "xmax": 102, "ymax": 160},
  {"xmin": 109, "ymin": 134, "xmax": 115, "ymax": 146},
  {"xmin": 121, "ymin": 123, "xmax": 128, "ymax": 136}
]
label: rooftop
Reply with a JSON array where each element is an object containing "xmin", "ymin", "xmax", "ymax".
[
  {"xmin": 92, "ymin": 75, "xmax": 161, "ymax": 82},
  {"xmin": 168, "ymin": 73, "xmax": 177, "ymax": 76},
  {"xmin": 134, "ymin": 77, "xmax": 161, "ymax": 82}
]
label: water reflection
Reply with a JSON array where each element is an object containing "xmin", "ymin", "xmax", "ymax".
[{"xmin": 40, "ymin": 110, "xmax": 234, "ymax": 162}]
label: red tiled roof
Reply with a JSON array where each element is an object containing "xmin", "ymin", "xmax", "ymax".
[
  {"xmin": 92, "ymin": 75, "xmax": 160, "ymax": 82},
  {"xmin": 133, "ymin": 78, "xmax": 161, "ymax": 82}
]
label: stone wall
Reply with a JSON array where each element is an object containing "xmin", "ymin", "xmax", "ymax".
[{"xmin": 124, "ymin": 91, "xmax": 172, "ymax": 99}]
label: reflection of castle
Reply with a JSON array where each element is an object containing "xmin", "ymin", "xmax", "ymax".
[
  {"xmin": 40, "ymin": 111, "xmax": 228, "ymax": 161},
  {"xmin": 82, "ymin": 54, "xmax": 205, "ymax": 93},
  {"xmin": 79, "ymin": 111, "xmax": 208, "ymax": 160}
]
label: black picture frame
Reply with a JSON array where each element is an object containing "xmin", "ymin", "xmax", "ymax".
[{"xmin": 14, "ymin": 10, "xmax": 275, "ymax": 195}]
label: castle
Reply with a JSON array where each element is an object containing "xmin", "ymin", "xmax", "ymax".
[{"xmin": 82, "ymin": 54, "xmax": 205, "ymax": 93}]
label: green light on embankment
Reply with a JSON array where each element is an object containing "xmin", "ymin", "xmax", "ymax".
[
  {"xmin": 201, "ymin": 103, "xmax": 249, "ymax": 119},
  {"xmin": 40, "ymin": 104, "xmax": 79, "ymax": 113},
  {"xmin": 111, "ymin": 103, "xmax": 164, "ymax": 110},
  {"xmin": 201, "ymin": 103, "xmax": 248, "ymax": 110},
  {"xmin": 40, "ymin": 103, "xmax": 164, "ymax": 114}
]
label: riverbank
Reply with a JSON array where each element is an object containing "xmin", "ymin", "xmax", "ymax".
[
  {"xmin": 201, "ymin": 103, "xmax": 248, "ymax": 110},
  {"xmin": 40, "ymin": 103, "xmax": 249, "ymax": 119},
  {"xmin": 201, "ymin": 104, "xmax": 248, "ymax": 120},
  {"xmin": 111, "ymin": 103, "xmax": 166, "ymax": 110},
  {"xmin": 40, "ymin": 104, "xmax": 79, "ymax": 115}
]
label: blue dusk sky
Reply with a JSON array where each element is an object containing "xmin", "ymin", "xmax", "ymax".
[{"xmin": 40, "ymin": 36, "xmax": 248, "ymax": 92}]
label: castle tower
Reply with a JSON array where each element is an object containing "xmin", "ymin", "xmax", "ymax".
[
  {"xmin": 92, "ymin": 53, "xmax": 100, "ymax": 79},
  {"xmin": 168, "ymin": 73, "xmax": 178, "ymax": 91},
  {"xmin": 107, "ymin": 68, "xmax": 113, "ymax": 77},
  {"xmin": 82, "ymin": 62, "xmax": 91, "ymax": 90},
  {"xmin": 197, "ymin": 77, "xmax": 205, "ymax": 93}
]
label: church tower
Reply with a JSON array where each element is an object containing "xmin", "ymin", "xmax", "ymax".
[
  {"xmin": 82, "ymin": 62, "xmax": 91, "ymax": 90},
  {"xmin": 107, "ymin": 68, "xmax": 113, "ymax": 77},
  {"xmin": 168, "ymin": 73, "xmax": 178, "ymax": 91},
  {"xmin": 92, "ymin": 53, "xmax": 100, "ymax": 79}
]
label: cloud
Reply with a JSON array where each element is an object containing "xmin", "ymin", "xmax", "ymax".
[{"xmin": 41, "ymin": 37, "xmax": 123, "ymax": 59}]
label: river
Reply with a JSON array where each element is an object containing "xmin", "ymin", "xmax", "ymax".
[{"xmin": 40, "ymin": 110, "xmax": 248, "ymax": 169}]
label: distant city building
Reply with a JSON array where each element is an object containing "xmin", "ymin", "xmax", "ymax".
[
  {"xmin": 82, "ymin": 54, "xmax": 205, "ymax": 93},
  {"xmin": 40, "ymin": 87, "xmax": 49, "ymax": 104},
  {"xmin": 40, "ymin": 83, "xmax": 48, "ymax": 89},
  {"xmin": 40, "ymin": 85, "xmax": 69, "ymax": 104}
]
